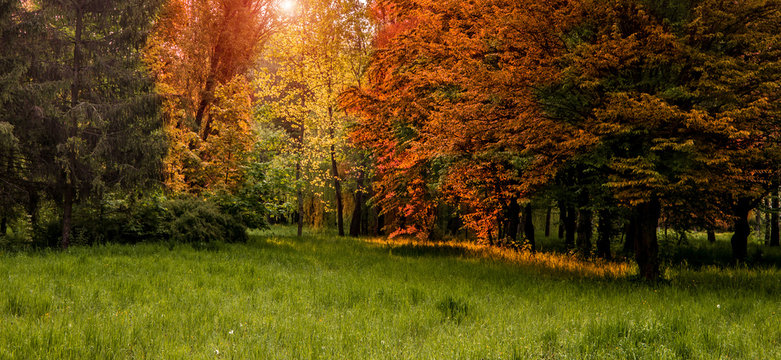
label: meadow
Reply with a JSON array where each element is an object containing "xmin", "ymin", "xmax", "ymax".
[{"xmin": 1, "ymin": 227, "xmax": 780, "ymax": 359}]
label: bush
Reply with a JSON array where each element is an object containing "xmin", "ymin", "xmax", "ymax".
[
  {"xmin": 33, "ymin": 193, "xmax": 251, "ymax": 247},
  {"xmin": 162, "ymin": 197, "xmax": 248, "ymax": 246}
]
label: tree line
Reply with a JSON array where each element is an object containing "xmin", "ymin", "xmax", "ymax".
[
  {"xmin": 1, "ymin": 0, "xmax": 780, "ymax": 281},
  {"xmin": 342, "ymin": 0, "xmax": 781, "ymax": 280}
]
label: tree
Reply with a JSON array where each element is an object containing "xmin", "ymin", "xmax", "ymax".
[
  {"xmin": 549, "ymin": 0, "xmax": 781, "ymax": 275},
  {"xmin": 1, "ymin": 0, "xmax": 166, "ymax": 248},
  {"xmin": 684, "ymin": 0, "xmax": 781, "ymax": 259},
  {"xmin": 145, "ymin": 0, "xmax": 277, "ymax": 192},
  {"xmin": 343, "ymin": 0, "xmax": 592, "ymax": 241},
  {"xmin": 201, "ymin": 76, "xmax": 256, "ymax": 190},
  {"xmin": 257, "ymin": 0, "xmax": 372, "ymax": 237}
]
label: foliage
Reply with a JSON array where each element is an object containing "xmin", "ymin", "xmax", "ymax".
[
  {"xmin": 345, "ymin": 0, "xmax": 781, "ymax": 279},
  {"xmin": 145, "ymin": 0, "xmax": 277, "ymax": 193},
  {"xmin": 162, "ymin": 196, "xmax": 248, "ymax": 246},
  {"xmin": 24, "ymin": 193, "xmax": 251, "ymax": 247},
  {"xmin": 200, "ymin": 76, "xmax": 257, "ymax": 191},
  {"xmin": 343, "ymin": 0, "xmax": 592, "ymax": 240},
  {"xmin": 254, "ymin": 0, "xmax": 374, "ymax": 235},
  {"xmin": 1, "ymin": 0, "xmax": 167, "ymax": 248}
]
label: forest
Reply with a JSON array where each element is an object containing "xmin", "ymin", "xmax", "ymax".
[{"xmin": 1, "ymin": 0, "xmax": 781, "ymax": 357}]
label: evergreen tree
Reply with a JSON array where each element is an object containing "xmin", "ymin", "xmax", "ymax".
[{"xmin": 2, "ymin": 0, "xmax": 166, "ymax": 248}]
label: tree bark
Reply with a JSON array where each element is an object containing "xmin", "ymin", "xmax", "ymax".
[
  {"xmin": 374, "ymin": 199, "xmax": 384, "ymax": 236},
  {"xmin": 506, "ymin": 199, "xmax": 521, "ymax": 241},
  {"xmin": 62, "ymin": 8, "xmax": 82, "ymax": 250},
  {"xmin": 557, "ymin": 201, "xmax": 565, "ymax": 239},
  {"xmin": 730, "ymin": 198, "xmax": 752, "ymax": 261},
  {"xmin": 707, "ymin": 229, "xmax": 716, "ymax": 243},
  {"xmin": 771, "ymin": 187, "xmax": 779, "ymax": 247},
  {"xmin": 523, "ymin": 203, "xmax": 535, "ymax": 251},
  {"xmin": 764, "ymin": 197, "xmax": 771, "ymax": 245},
  {"xmin": 577, "ymin": 207, "xmax": 593, "ymax": 256},
  {"xmin": 544, "ymin": 206, "xmax": 551, "ymax": 238},
  {"xmin": 330, "ymin": 148, "xmax": 344, "ymax": 236},
  {"xmin": 26, "ymin": 187, "xmax": 38, "ymax": 230},
  {"xmin": 295, "ymin": 122, "xmax": 304, "ymax": 237},
  {"xmin": 596, "ymin": 209, "xmax": 613, "ymax": 260},
  {"xmin": 633, "ymin": 197, "xmax": 661, "ymax": 281},
  {"xmin": 62, "ymin": 184, "xmax": 73, "ymax": 249},
  {"xmin": 623, "ymin": 218, "xmax": 635, "ymax": 254},
  {"xmin": 194, "ymin": 76, "xmax": 216, "ymax": 140},
  {"xmin": 564, "ymin": 206, "xmax": 576, "ymax": 249},
  {"xmin": 349, "ymin": 168, "xmax": 364, "ymax": 237}
]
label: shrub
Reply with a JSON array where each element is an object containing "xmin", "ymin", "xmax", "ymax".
[
  {"xmin": 162, "ymin": 196, "xmax": 248, "ymax": 246},
  {"xmin": 34, "ymin": 193, "xmax": 251, "ymax": 247}
]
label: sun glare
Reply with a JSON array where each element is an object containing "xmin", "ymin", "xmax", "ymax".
[{"xmin": 279, "ymin": 0, "xmax": 296, "ymax": 14}]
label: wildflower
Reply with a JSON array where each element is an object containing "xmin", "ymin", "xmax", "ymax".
[
  {"xmin": 229, "ymin": 330, "xmax": 234, "ymax": 335},
  {"xmin": 717, "ymin": 304, "xmax": 721, "ymax": 309},
  {"xmin": 215, "ymin": 349, "xmax": 219, "ymax": 355}
]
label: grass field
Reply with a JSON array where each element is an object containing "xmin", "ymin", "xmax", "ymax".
[{"xmin": 1, "ymin": 227, "xmax": 780, "ymax": 359}]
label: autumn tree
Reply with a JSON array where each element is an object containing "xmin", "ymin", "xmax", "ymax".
[
  {"xmin": 346, "ymin": 0, "xmax": 781, "ymax": 280},
  {"xmin": 343, "ymin": 0, "xmax": 592, "ymax": 240},
  {"xmin": 546, "ymin": 0, "xmax": 781, "ymax": 277},
  {"xmin": 684, "ymin": 0, "xmax": 781, "ymax": 260},
  {"xmin": 256, "ymin": 0, "xmax": 372, "ymax": 236},
  {"xmin": 145, "ymin": 0, "xmax": 277, "ymax": 192}
]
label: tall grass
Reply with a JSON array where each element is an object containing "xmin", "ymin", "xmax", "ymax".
[{"xmin": 0, "ymin": 226, "xmax": 779, "ymax": 359}]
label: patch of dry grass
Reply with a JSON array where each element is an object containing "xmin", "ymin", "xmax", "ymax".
[{"xmin": 365, "ymin": 237, "xmax": 635, "ymax": 279}]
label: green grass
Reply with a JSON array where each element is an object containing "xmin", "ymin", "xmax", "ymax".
[{"xmin": 1, "ymin": 227, "xmax": 780, "ymax": 359}]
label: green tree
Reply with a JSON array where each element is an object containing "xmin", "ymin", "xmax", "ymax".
[
  {"xmin": 257, "ymin": 0, "xmax": 372, "ymax": 237},
  {"xmin": 2, "ymin": 0, "xmax": 166, "ymax": 248}
]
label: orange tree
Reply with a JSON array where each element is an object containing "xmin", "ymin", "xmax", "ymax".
[
  {"xmin": 343, "ymin": 0, "xmax": 593, "ymax": 241},
  {"xmin": 345, "ymin": 0, "xmax": 781, "ymax": 280},
  {"xmin": 144, "ymin": 0, "xmax": 278, "ymax": 192}
]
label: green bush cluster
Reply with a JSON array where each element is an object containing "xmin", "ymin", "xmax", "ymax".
[{"xmin": 30, "ymin": 193, "xmax": 268, "ymax": 247}]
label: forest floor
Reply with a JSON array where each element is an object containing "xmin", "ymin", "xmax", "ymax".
[{"xmin": 1, "ymin": 226, "xmax": 780, "ymax": 359}]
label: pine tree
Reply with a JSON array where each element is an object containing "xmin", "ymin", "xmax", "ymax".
[{"xmin": 3, "ymin": 0, "xmax": 166, "ymax": 248}]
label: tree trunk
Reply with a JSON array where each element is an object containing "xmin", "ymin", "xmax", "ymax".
[
  {"xmin": 771, "ymin": 188, "xmax": 779, "ymax": 247},
  {"xmin": 557, "ymin": 201, "xmax": 565, "ymax": 239},
  {"xmin": 764, "ymin": 197, "xmax": 771, "ymax": 245},
  {"xmin": 194, "ymin": 78, "xmax": 215, "ymax": 140},
  {"xmin": 0, "ymin": 216, "xmax": 6, "ymax": 237},
  {"xmin": 633, "ymin": 197, "xmax": 661, "ymax": 281},
  {"xmin": 623, "ymin": 219, "xmax": 635, "ymax": 254},
  {"xmin": 62, "ymin": 8, "xmax": 81, "ymax": 250},
  {"xmin": 506, "ymin": 199, "xmax": 521, "ymax": 241},
  {"xmin": 707, "ymin": 229, "xmax": 716, "ymax": 243},
  {"xmin": 326, "ymin": 106, "xmax": 344, "ymax": 236},
  {"xmin": 375, "ymin": 203, "xmax": 384, "ymax": 236},
  {"xmin": 330, "ymin": 145, "xmax": 344, "ymax": 236},
  {"xmin": 295, "ymin": 127, "xmax": 304, "ymax": 237},
  {"xmin": 26, "ymin": 187, "xmax": 38, "ymax": 230},
  {"xmin": 61, "ymin": 184, "xmax": 73, "ymax": 249},
  {"xmin": 349, "ymin": 168, "xmax": 364, "ymax": 237},
  {"xmin": 577, "ymin": 207, "xmax": 593, "ymax": 256},
  {"xmin": 523, "ymin": 203, "xmax": 535, "ymax": 251},
  {"xmin": 596, "ymin": 209, "xmax": 613, "ymax": 260},
  {"xmin": 730, "ymin": 198, "xmax": 752, "ymax": 261},
  {"xmin": 446, "ymin": 215, "xmax": 461, "ymax": 236},
  {"xmin": 564, "ymin": 206, "xmax": 576, "ymax": 249},
  {"xmin": 544, "ymin": 206, "xmax": 551, "ymax": 238}
]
